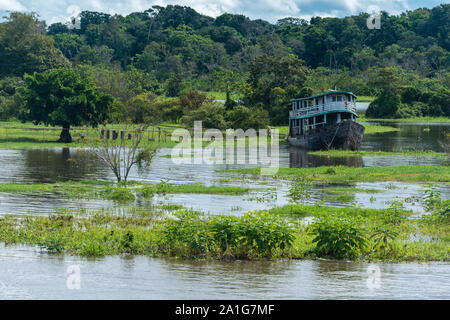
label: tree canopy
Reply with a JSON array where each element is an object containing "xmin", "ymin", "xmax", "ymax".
[{"xmin": 19, "ymin": 68, "xmax": 113, "ymax": 142}]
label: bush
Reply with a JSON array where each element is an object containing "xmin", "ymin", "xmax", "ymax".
[
  {"xmin": 157, "ymin": 211, "xmax": 295, "ymax": 259},
  {"xmin": 181, "ymin": 102, "xmax": 229, "ymax": 129},
  {"xmin": 310, "ymin": 214, "xmax": 367, "ymax": 258},
  {"xmin": 366, "ymin": 92, "xmax": 401, "ymax": 118},
  {"xmin": 225, "ymin": 105, "xmax": 269, "ymax": 130},
  {"xmin": 105, "ymin": 187, "xmax": 136, "ymax": 201}
]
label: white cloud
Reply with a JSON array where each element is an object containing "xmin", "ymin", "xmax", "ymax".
[
  {"xmin": 0, "ymin": 0, "xmax": 430, "ymax": 24},
  {"xmin": 0, "ymin": 0, "xmax": 26, "ymax": 11}
]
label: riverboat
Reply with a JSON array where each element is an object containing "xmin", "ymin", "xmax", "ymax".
[{"xmin": 287, "ymin": 90, "xmax": 365, "ymax": 150}]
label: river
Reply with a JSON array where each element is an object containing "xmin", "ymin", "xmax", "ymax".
[{"xmin": 0, "ymin": 121, "xmax": 449, "ymax": 299}]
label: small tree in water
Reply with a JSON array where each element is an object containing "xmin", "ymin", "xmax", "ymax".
[{"xmin": 90, "ymin": 124, "xmax": 156, "ymax": 184}]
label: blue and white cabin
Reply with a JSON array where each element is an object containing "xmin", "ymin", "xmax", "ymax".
[{"xmin": 289, "ymin": 90, "xmax": 358, "ymax": 137}]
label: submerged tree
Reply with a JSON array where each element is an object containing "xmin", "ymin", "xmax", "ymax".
[
  {"xmin": 90, "ymin": 124, "xmax": 156, "ymax": 183},
  {"xmin": 19, "ymin": 68, "xmax": 113, "ymax": 142}
]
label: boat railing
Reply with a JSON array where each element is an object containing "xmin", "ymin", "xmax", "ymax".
[{"xmin": 289, "ymin": 102, "xmax": 356, "ymax": 118}]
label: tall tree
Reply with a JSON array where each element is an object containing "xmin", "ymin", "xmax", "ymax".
[
  {"xmin": 0, "ymin": 12, "xmax": 69, "ymax": 77},
  {"xmin": 19, "ymin": 68, "xmax": 113, "ymax": 142},
  {"xmin": 245, "ymin": 54, "xmax": 308, "ymax": 118}
]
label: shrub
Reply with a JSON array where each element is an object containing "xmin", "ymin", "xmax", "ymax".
[
  {"xmin": 181, "ymin": 102, "xmax": 229, "ymax": 129},
  {"xmin": 225, "ymin": 105, "xmax": 269, "ymax": 130},
  {"xmin": 310, "ymin": 214, "xmax": 367, "ymax": 258},
  {"xmin": 157, "ymin": 210, "xmax": 295, "ymax": 259},
  {"xmin": 366, "ymin": 92, "xmax": 401, "ymax": 118},
  {"xmin": 381, "ymin": 200, "xmax": 409, "ymax": 226},
  {"xmin": 105, "ymin": 187, "xmax": 136, "ymax": 201}
]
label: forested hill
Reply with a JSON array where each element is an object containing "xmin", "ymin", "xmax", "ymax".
[{"xmin": 0, "ymin": 4, "xmax": 449, "ymax": 125}]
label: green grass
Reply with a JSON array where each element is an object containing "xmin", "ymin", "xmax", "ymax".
[
  {"xmin": 308, "ymin": 149, "xmax": 447, "ymax": 158},
  {"xmin": 0, "ymin": 120, "xmax": 283, "ymax": 149},
  {"xmin": 264, "ymin": 203, "xmax": 394, "ymax": 217},
  {"xmin": 0, "ymin": 180, "xmax": 250, "ymax": 200},
  {"xmin": 315, "ymin": 186, "xmax": 383, "ymax": 194},
  {"xmin": 139, "ymin": 182, "xmax": 250, "ymax": 196},
  {"xmin": 221, "ymin": 165, "xmax": 450, "ymax": 183},
  {"xmin": 362, "ymin": 123, "xmax": 400, "ymax": 134},
  {"xmin": 0, "ymin": 203, "xmax": 447, "ymax": 261},
  {"xmin": 359, "ymin": 115, "xmax": 450, "ymax": 123},
  {"xmin": 274, "ymin": 123, "xmax": 400, "ymax": 137},
  {"xmin": 356, "ymin": 96, "xmax": 375, "ymax": 102},
  {"xmin": 0, "ymin": 211, "xmax": 296, "ymax": 259},
  {"xmin": 199, "ymin": 91, "xmax": 243, "ymax": 100},
  {"xmin": 0, "ymin": 121, "xmax": 180, "ymax": 149}
]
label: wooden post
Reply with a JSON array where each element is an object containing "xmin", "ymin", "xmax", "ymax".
[
  {"xmin": 120, "ymin": 131, "xmax": 125, "ymax": 140},
  {"xmin": 100, "ymin": 129, "xmax": 104, "ymax": 139},
  {"xmin": 158, "ymin": 127, "xmax": 161, "ymax": 142}
]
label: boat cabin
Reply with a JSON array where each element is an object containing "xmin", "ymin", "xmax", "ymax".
[{"xmin": 289, "ymin": 90, "xmax": 358, "ymax": 137}]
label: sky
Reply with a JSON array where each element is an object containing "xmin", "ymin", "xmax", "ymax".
[{"xmin": 0, "ymin": 0, "xmax": 447, "ymax": 25}]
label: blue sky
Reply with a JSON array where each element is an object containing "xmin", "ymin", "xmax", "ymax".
[{"xmin": 0, "ymin": 0, "xmax": 447, "ymax": 24}]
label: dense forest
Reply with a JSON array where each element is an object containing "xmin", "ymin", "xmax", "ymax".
[{"xmin": 0, "ymin": 4, "xmax": 448, "ymax": 130}]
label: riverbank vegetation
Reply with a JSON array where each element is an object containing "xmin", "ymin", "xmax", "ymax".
[
  {"xmin": 0, "ymin": 180, "xmax": 251, "ymax": 201},
  {"xmin": 0, "ymin": 192, "xmax": 447, "ymax": 261},
  {"xmin": 308, "ymin": 149, "xmax": 448, "ymax": 158},
  {"xmin": 358, "ymin": 115, "xmax": 450, "ymax": 123},
  {"xmin": 275, "ymin": 123, "xmax": 401, "ymax": 137},
  {"xmin": 222, "ymin": 165, "xmax": 450, "ymax": 183},
  {"xmin": 0, "ymin": 5, "xmax": 448, "ymax": 133}
]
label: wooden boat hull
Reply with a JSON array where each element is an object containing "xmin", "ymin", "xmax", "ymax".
[{"xmin": 286, "ymin": 120, "xmax": 365, "ymax": 150}]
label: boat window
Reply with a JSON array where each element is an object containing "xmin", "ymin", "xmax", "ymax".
[
  {"xmin": 337, "ymin": 96, "xmax": 342, "ymax": 102},
  {"xmin": 332, "ymin": 96, "xmax": 336, "ymax": 102}
]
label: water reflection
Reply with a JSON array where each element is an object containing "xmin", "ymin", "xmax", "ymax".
[
  {"xmin": 0, "ymin": 148, "xmax": 108, "ymax": 184},
  {"xmin": 361, "ymin": 122, "xmax": 449, "ymax": 152},
  {"xmin": 0, "ymin": 245, "xmax": 448, "ymax": 299},
  {"xmin": 0, "ymin": 122, "xmax": 447, "ymax": 215},
  {"xmin": 288, "ymin": 147, "xmax": 364, "ymax": 168}
]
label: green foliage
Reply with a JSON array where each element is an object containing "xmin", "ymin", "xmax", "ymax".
[
  {"xmin": 104, "ymin": 187, "xmax": 136, "ymax": 202},
  {"xmin": 0, "ymin": 5, "xmax": 448, "ymax": 126},
  {"xmin": 19, "ymin": 68, "xmax": 113, "ymax": 142},
  {"xmin": 158, "ymin": 210, "xmax": 295, "ymax": 259},
  {"xmin": 0, "ymin": 77, "xmax": 24, "ymax": 120},
  {"xmin": 244, "ymin": 54, "xmax": 308, "ymax": 124},
  {"xmin": 370, "ymin": 226, "xmax": 399, "ymax": 252},
  {"xmin": 287, "ymin": 177, "xmax": 312, "ymax": 203},
  {"xmin": 165, "ymin": 73, "xmax": 185, "ymax": 97},
  {"xmin": 310, "ymin": 214, "xmax": 367, "ymax": 258},
  {"xmin": 181, "ymin": 102, "xmax": 229, "ymax": 129},
  {"xmin": 366, "ymin": 92, "xmax": 402, "ymax": 118},
  {"xmin": 423, "ymin": 186, "xmax": 450, "ymax": 217},
  {"xmin": 0, "ymin": 13, "xmax": 70, "ymax": 77},
  {"xmin": 225, "ymin": 105, "xmax": 269, "ymax": 130}
]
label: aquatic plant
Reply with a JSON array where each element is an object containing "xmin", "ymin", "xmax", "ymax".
[{"xmin": 105, "ymin": 187, "xmax": 136, "ymax": 202}]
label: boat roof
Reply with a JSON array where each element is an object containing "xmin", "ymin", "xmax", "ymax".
[{"xmin": 291, "ymin": 90, "xmax": 357, "ymax": 102}]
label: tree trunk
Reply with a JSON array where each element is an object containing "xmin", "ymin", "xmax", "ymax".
[{"xmin": 58, "ymin": 126, "xmax": 72, "ymax": 143}]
